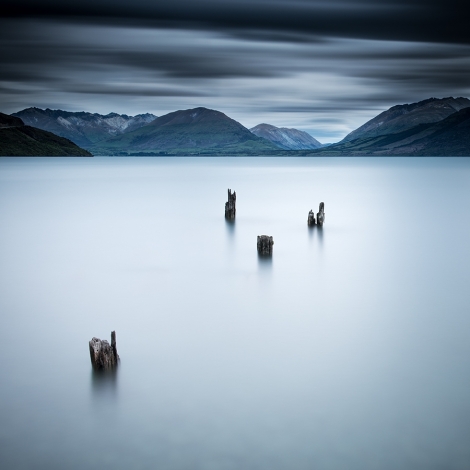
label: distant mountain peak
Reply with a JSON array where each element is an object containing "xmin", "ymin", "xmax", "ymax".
[
  {"xmin": 252, "ymin": 123, "xmax": 278, "ymax": 131},
  {"xmin": 250, "ymin": 123, "xmax": 322, "ymax": 150},
  {"xmin": 148, "ymin": 107, "xmax": 241, "ymax": 129}
]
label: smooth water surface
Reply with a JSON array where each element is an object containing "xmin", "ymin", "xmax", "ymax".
[{"xmin": 1, "ymin": 156, "xmax": 470, "ymax": 470}]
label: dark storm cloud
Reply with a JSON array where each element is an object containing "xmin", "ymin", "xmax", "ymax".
[
  {"xmin": 0, "ymin": 20, "xmax": 285, "ymax": 82},
  {"xmin": 2, "ymin": 0, "xmax": 468, "ymax": 45},
  {"xmin": 3, "ymin": 20, "xmax": 468, "ymax": 90}
]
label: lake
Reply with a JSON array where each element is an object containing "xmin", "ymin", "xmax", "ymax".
[{"xmin": 0, "ymin": 156, "xmax": 469, "ymax": 470}]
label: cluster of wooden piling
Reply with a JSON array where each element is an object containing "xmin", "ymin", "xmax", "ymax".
[
  {"xmin": 225, "ymin": 188, "xmax": 325, "ymax": 257},
  {"xmin": 88, "ymin": 191, "xmax": 326, "ymax": 369},
  {"xmin": 308, "ymin": 202, "xmax": 325, "ymax": 226}
]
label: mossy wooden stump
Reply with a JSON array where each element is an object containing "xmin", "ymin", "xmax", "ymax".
[{"xmin": 89, "ymin": 331, "xmax": 119, "ymax": 370}]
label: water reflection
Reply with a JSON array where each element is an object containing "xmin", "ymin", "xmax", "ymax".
[
  {"xmin": 317, "ymin": 225, "xmax": 324, "ymax": 247},
  {"xmin": 308, "ymin": 224, "xmax": 323, "ymax": 248},
  {"xmin": 308, "ymin": 224, "xmax": 315, "ymax": 239},
  {"xmin": 225, "ymin": 218, "xmax": 236, "ymax": 239},
  {"xmin": 91, "ymin": 367, "xmax": 119, "ymax": 399},
  {"xmin": 258, "ymin": 253, "xmax": 273, "ymax": 275}
]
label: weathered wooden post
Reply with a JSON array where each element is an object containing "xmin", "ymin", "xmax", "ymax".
[
  {"xmin": 307, "ymin": 210, "xmax": 316, "ymax": 226},
  {"xmin": 225, "ymin": 189, "xmax": 236, "ymax": 219},
  {"xmin": 257, "ymin": 235, "xmax": 274, "ymax": 255},
  {"xmin": 317, "ymin": 202, "xmax": 325, "ymax": 226},
  {"xmin": 89, "ymin": 331, "xmax": 119, "ymax": 370}
]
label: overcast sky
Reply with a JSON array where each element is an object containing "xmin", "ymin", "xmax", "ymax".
[{"xmin": 1, "ymin": 0, "xmax": 469, "ymax": 141}]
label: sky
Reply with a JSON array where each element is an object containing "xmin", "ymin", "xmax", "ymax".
[{"xmin": 1, "ymin": 0, "xmax": 469, "ymax": 142}]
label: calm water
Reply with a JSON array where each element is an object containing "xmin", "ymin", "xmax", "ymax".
[{"xmin": 1, "ymin": 156, "xmax": 470, "ymax": 470}]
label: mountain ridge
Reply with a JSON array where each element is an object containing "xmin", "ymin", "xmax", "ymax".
[
  {"xmin": 310, "ymin": 106, "xmax": 470, "ymax": 156},
  {"xmin": 341, "ymin": 97, "xmax": 470, "ymax": 143},
  {"xmin": 12, "ymin": 107, "xmax": 157, "ymax": 148},
  {"xmin": 250, "ymin": 123, "xmax": 322, "ymax": 150},
  {"xmin": 90, "ymin": 107, "xmax": 279, "ymax": 155}
]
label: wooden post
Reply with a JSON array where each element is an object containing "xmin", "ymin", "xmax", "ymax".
[
  {"xmin": 89, "ymin": 331, "xmax": 120, "ymax": 370},
  {"xmin": 317, "ymin": 202, "xmax": 325, "ymax": 226},
  {"xmin": 308, "ymin": 210, "xmax": 316, "ymax": 226},
  {"xmin": 257, "ymin": 235, "xmax": 274, "ymax": 255},
  {"xmin": 225, "ymin": 189, "xmax": 236, "ymax": 219}
]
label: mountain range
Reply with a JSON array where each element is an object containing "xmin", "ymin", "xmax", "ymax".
[
  {"xmin": 312, "ymin": 98, "xmax": 470, "ymax": 156},
  {"xmin": 3, "ymin": 96, "xmax": 470, "ymax": 156},
  {"xmin": 10, "ymin": 106, "xmax": 321, "ymax": 154},
  {"xmin": 341, "ymin": 97, "xmax": 470, "ymax": 143},
  {"xmin": 13, "ymin": 108, "xmax": 156, "ymax": 148},
  {"xmin": 0, "ymin": 113, "xmax": 91, "ymax": 156},
  {"xmin": 88, "ymin": 107, "xmax": 279, "ymax": 155}
]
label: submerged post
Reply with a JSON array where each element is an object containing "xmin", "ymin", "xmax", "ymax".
[
  {"xmin": 257, "ymin": 235, "xmax": 274, "ymax": 255},
  {"xmin": 317, "ymin": 202, "xmax": 325, "ymax": 226},
  {"xmin": 89, "ymin": 331, "xmax": 119, "ymax": 370},
  {"xmin": 308, "ymin": 210, "xmax": 316, "ymax": 226},
  {"xmin": 225, "ymin": 189, "xmax": 236, "ymax": 219}
]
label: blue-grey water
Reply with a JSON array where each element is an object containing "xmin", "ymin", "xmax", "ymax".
[{"xmin": 1, "ymin": 156, "xmax": 470, "ymax": 470}]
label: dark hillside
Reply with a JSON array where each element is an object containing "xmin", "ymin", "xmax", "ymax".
[{"xmin": 0, "ymin": 112, "xmax": 92, "ymax": 156}]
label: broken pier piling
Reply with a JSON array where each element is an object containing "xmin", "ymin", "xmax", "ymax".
[
  {"xmin": 308, "ymin": 210, "xmax": 315, "ymax": 226},
  {"xmin": 317, "ymin": 202, "xmax": 325, "ymax": 226},
  {"xmin": 257, "ymin": 235, "xmax": 274, "ymax": 255},
  {"xmin": 89, "ymin": 331, "xmax": 119, "ymax": 370},
  {"xmin": 225, "ymin": 189, "xmax": 236, "ymax": 219}
]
